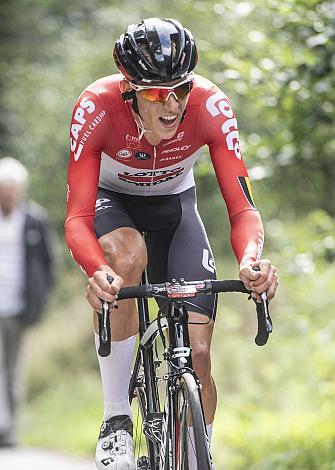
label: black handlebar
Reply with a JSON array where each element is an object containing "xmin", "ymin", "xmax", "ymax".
[
  {"xmin": 117, "ymin": 283, "xmax": 154, "ymax": 300},
  {"xmin": 98, "ymin": 277, "xmax": 273, "ymax": 356},
  {"xmin": 210, "ymin": 279, "xmax": 248, "ymax": 294},
  {"xmin": 117, "ymin": 279, "xmax": 249, "ymax": 300}
]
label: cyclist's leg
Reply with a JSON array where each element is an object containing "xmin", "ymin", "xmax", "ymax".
[
  {"xmin": 93, "ymin": 188, "xmax": 147, "ymax": 340},
  {"xmin": 93, "ymin": 189, "xmax": 147, "ymax": 469},
  {"xmin": 166, "ymin": 187, "xmax": 217, "ymax": 468},
  {"xmin": 94, "ymin": 226, "xmax": 146, "ymax": 420},
  {"xmin": 188, "ymin": 313, "xmax": 216, "ymax": 424},
  {"xmin": 95, "ymin": 227, "xmax": 147, "ymax": 339},
  {"xmin": 93, "ymin": 189, "xmax": 147, "ymax": 409}
]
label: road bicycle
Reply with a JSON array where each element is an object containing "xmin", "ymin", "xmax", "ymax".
[{"xmin": 98, "ymin": 273, "xmax": 273, "ymax": 469}]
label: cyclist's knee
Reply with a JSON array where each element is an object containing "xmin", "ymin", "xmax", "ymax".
[
  {"xmin": 191, "ymin": 341, "xmax": 212, "ymax": 380},
  {"xmin": 119, "ymin": 253, "xmax": 147, "ymax": 282},
  {"xmin": 99, "ymin": 229, "xmax": 147, "ymax": 282}
]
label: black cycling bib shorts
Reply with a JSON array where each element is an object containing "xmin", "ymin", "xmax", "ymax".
[{"xmin": 94, "ymin": 186, "xmax": 217, "ymax": 319}]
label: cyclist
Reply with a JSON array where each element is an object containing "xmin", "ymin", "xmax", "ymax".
[{"xmin": 65, "ymin": 18, "xmax": 278, "ymax": 469}]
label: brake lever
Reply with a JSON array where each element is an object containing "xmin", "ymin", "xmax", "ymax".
[
  {"xmin": 252, "ymin": 268, "xmax": 273, "ymax": 346},
  {"xmin": 98, "ymin": 274, "xmax": 114, "ymax": 357},
  {"xmin": 254, "ymin": 293, "xmax": 273, "ymax": 346}
]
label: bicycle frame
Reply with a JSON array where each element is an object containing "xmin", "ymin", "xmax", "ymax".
[
  {"xmin": 129, "ymin": 273, "xmax": 209, "ymax": 469},
  {"xmin": 159, "ymin": 300, "xmax": 205, "ymax": 470}
]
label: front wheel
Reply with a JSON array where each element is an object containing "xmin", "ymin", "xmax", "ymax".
[{"xmin": 172, "ymin": 372, "xmax": 214, "ymax": 470}]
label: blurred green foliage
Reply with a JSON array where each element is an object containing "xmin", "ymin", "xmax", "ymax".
[
  {"xmin": 1, "ymin": 0, "xmax": 335, "ymax": 227},
  {"xmin": 1, "ymin": 0, "xmax": 335, "ymax": 468}
]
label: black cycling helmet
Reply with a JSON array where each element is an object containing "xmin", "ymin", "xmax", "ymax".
[{"xmin": 113, "ymin": 18, "xmax": 198, "ymax": 84}]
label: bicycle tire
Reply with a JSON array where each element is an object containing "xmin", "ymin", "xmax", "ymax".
[{"xmin": 172, "ymin": 372, "xmax": 214, "ymax": 470}]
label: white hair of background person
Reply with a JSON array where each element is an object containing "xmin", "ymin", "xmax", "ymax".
[{"xmin": 0, "ymin": 157, "xmax": 29, "ymax": 186}]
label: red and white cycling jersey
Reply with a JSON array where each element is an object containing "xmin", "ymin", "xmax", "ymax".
[{"xmin": 65, "ymin": 74, "xmax": 264, "ymax": 276}]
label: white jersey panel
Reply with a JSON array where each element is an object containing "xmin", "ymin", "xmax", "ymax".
[{"xmin": 98, "ymin": 149, "xmax": 202, "ymax": 196}]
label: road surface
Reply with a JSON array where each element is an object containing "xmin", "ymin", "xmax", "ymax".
[{"xmin": 0, "ymin": 447, "xmax": 96, "ymax": 469}]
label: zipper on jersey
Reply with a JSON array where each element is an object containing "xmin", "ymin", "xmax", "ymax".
[{"xmin": 148, "ymin": 146, "xmax": 157, "ymax": 196}]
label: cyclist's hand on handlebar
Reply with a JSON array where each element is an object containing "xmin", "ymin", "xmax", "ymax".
[
  {"xmin": 239, "ymin": 259, "xmax": 278, "ymax": 301},
  {"xmin": 86, "ymin": 265, "xmax": 123, "ymax": 313}
]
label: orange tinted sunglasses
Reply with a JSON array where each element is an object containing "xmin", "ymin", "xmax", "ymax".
[{"xmin": 130, "ymin": 76, "xmax": 194, "ymax": 103}]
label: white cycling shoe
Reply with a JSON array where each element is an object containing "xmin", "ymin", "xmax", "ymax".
[{"xmin": 95, "ymin": 415, "xmax": 135, "ymax": 469}]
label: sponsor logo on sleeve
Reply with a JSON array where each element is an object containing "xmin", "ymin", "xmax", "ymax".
[
  {"xmin": 256, "ymin": 232, "xmax": 264, "ymax": 261},
  {"xmin": 70, "ymin": 96, "xmax": 106, "ymax": 161},
  {"xmin": 206, "ymin": 91, "xmax": 242, "ymax": 159}
]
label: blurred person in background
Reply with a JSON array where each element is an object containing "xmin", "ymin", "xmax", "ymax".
[{"xmin": 0, "ymin": 157, "xmax": 54, "ymax": 447}]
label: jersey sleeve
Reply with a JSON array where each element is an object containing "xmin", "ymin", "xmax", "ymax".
[
  {"xmin": 197, "ymin": 85, "xmax": 264, "ymax": 265},
  {"xmin": 65, "ymin": 90, "xmax": 110, "ymax": 276}
]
